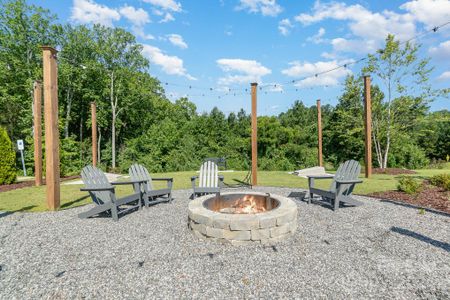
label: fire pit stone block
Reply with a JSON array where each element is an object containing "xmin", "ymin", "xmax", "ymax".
[{"xmin": 188, "ymin": 192, "xmax": 298, "ymax": 245}]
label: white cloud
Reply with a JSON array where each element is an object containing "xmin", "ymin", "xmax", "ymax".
[
  {"xmin": 437, "ymin": 71, "xmax": 450, "ymax": 81},
  {"xmin": 295, "ymin": 1, "xmax": 417, "ymax": 54},
  {"xmin": 429, "ymin": 40, "xmax": 450, "ymax": 60},
  {"xmin": 278, "ymin": 19, "xmax": 293, "ymax": 36},
  {"xmin": 266, "ymin": 83, "xmax": 283, "ymax": 92},
  {"xmin": 281, "ymin": 60, "xmax": 352, "ymax": 88},
  {"xmin": 119, "ymin": 5, "xmax": 150, "ymax": 27},
  {"xmin": 133, "ymin": 27, "xmax": 155, "ymax": 40},
  {"xmin": 307, "ymin": 27, "xmax": 326, "ymax": 44},
  {"xmin": 401, "ymin": 0, "xmax": 450, "ymax": 30},
  {"xmin": 71, "ymin": 0, "xmax": 120, "ymax": 27},
  {"xmin": 217, "ymin": 58, "xmax": 271, "ymax": 85},
  {"xmin": 331, "ymin": 38, "xmax": 379, "ymax": 54},
  {"xmin": 236, "ymin": 0, "xmax": 283, "ymax": 17},
  {"xmin": 142, "ymin": 45, "xmax": 196, "ymax": 80},
  {"xmin": 143, "ymin": 0, "xmax": 182, "ymax": 12},
  {"xmin": 166, "ymin": 34, "xmax": 188, "ymax": 49},
  {"xmin": 159, "ymin": 12, "xmax": 175, "ymax": 23}
]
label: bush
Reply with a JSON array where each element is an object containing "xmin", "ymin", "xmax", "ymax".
[
  {"xmin": 429, "ymin": 174, "xmax": 450, "ymax": 191},
  {"xmin": 0, "ymin": 127, "xmax": 17, "ymax": 184},
  {"xmin": 389, "ymin": 142, "xmax": 429, "ymax": 169},
  {"xmin": 397, "ymin": 176, "xmax": 421, "ymax": 194}
]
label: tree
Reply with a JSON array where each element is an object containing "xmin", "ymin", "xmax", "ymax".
[
  {"xmin": 363, "ymin": 34, "xmax": 434, "ymax": 168},
  {"xmin": 93, "ymin": 25, "xmax": 148, "ymax": 169},
  {"xmin": 0, "ymin": 127, "xmax": 17, "ymax": 184}
]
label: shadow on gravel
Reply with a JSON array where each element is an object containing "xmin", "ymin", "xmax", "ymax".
[
  {"xmin": 391, "ymin": 226, "xmax": 450, "ymax": 253},
  {"xmin": 0, "ymin": 205, "xmax": 37, "ymax": 219},
  {"xmin": 60, "ymin": 195, "xmax": 89, "ymax": 209}
]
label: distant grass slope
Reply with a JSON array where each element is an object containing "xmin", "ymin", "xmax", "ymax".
[{"xmin": 0, "ymin": 166, "xmax": 449, "ymax": 212}]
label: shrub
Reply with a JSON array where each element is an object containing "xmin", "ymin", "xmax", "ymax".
[
  {"xmin": 429, "ymin": 174, "xmax": 450, "ymax": 191},
  {"xmin": 397, "ymin": 176, "xmax": 421, "ymax": 194},
  {"xmin": 0, "ymin": 127, "xmax": 17, "ymax": 184}
]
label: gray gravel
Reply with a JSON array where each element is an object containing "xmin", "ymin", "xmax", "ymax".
[{"xmin": 0, "ymin": 187, "xmax": 449, "ymax": 299}]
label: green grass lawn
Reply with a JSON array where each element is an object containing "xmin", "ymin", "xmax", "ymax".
[{"xmin": 1, "ymin": 166, "xmax": 449, "ymax": 212}]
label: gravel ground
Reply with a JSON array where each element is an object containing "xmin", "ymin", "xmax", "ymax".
[{"xmin": 0, "ymin": 187, "xmax": 449, "ymax": 299}]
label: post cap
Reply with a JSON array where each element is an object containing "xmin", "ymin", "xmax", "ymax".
[
  {"xmin": 41, "ymin": 46, "xmax": 58, "ymax": 54},
  {"xmin": 251, "ymin": 82, "xmax": 258, "ymax": 86}
]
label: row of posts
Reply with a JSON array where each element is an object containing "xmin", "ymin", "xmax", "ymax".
[
  {"xmin": 250, "ymin": 75, "xmax": 372, "ymax": 185},
  {"xmin": 34, "ymin": 47, "xmax": 371, "ymax": 209}
]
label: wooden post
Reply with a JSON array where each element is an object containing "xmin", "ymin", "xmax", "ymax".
[
  {"xmin": 251, "ymin": 82, "xmax": 258, "ymax": 186},
  {"xmin": 91, "ymin": 102, "xmax": 97, "ymax": 167},
  {"xmin": 42, "ymin": 46, "xmax": 60, "ymax": 210},
  {"xmin": 364, "ymin": 75, "xmax": 372, "ymax": 178},
  {"xmin": 33, "ymin": 81, "xmax": 43, "ymax": 186},
  {"xmin": 317, "ymin": 99, "xmax": 323, "ymax": 167}
]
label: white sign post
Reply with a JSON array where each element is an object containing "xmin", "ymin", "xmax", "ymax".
[{"xmin": 17, "ymin": 140, "xmax": 26, "ymax": 176}]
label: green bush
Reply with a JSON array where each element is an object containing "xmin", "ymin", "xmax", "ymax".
[
  {"xmin": 0, "ymin": 127, "xmax": 17, "ymax": 184},
  {"xmin": 429, "ymin": 174, "xmax": 450, "ymax": 191},
  {"xmin": 397, "ymin": 176, "xmax": 422, "ymax": 194},
  {"xmin": 389, "ymin": 142, "xmax": 429, "ymax": 169}
]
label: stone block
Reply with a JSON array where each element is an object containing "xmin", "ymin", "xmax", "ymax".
[
  {"xmin": 212, "ymin": 215, "xmax": 231, "ymax": 229},
  {"xmin": 270, "ymin": 223, "xmax": 291, "ymax": 238},
  {"xmin": 259, "ymin": 216, "xmax": 276, "ymax": 228},
  {"xmin": 251, "ymin": 228, "xmax": 271, "ymax": 240},
  {"xmin": 223, "ymin": 229, "xmax": 251, "ymax": 241},
  {"xmin": 206, "ymin": 226, "xmax": 224, "ymax": 238},
  {"xmin": 189, "ymin": 210, "xmax": 213, "ymax": 226},
  {"xmin": 276, "ymin": 210, "xmax": 297, "ymax": 226},
  {"xmin": 229, "ymin": 240, "xmax": 257, "ymax": 246},
  {"xmin": 229, "ymin": 216, "xmax": 259, "ymax": 230},
  {"xmin": 190, "ymin": 221, "xmax": 207, "ymax": 235}
]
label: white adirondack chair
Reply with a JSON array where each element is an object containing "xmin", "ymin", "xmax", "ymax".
[{"xmin": 191, "ymin": 161, "xmax": 224, "ymax": 199}]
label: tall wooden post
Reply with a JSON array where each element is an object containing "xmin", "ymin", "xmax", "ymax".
[
  {"xmin": 364, "ymin": 75, "xmax": 372, "ymax": 178},
  {"xmin": 317, "ymin": 99, "xmax": 323, "ymax": 167},
  {"xmin": 251, "ymin": 83, "xmax": 258, "ymax": 186},
  {"xmin": 91, "ymin": 102, "xmax": 97, "ymax": 167},
  {"xmin": 42, "ymin": 46, "xmax": 60, "ymax": 210},
  {"xmin": 33, "ymin": 81, "xmax": 43, "ymax": 186}
]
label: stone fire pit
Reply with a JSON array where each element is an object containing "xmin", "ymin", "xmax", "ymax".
[{"xmin": 188, "ymin": 192, "xmax": 298, "ymax": 245}]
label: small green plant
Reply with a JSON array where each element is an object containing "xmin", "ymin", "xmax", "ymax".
[
  {"xmin": 0, "ymin": 127, "xmax": 17, "ymax": 185},
  {"xmin": 429, "ymin": 174, "xmax": 450, "ymax": 191},
  {"xmin": 418, "ymin": 208, "xmax": 425, "ymax": 215},
  {"xmin": 397, "ymin": 176, "xmax": 421, "ymax": 194}
]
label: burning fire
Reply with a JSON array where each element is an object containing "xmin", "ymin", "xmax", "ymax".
[{"xmin": 231, "ymin": 195, "xmax": 266, "ymax": 214}]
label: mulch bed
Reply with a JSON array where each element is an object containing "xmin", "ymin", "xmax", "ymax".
[
  {"xmin": 0, "ymin": 175, "xmax": 80, "ymax": 193},
  {"xmin": 369, "ymin": 182, "xmax": 450, "ymax": 214},
  {"xmin": 372, "ymin": 168, "xmax": 417, "ymax": 175}
]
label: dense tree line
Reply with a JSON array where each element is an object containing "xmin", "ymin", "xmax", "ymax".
[{"xmin": 0, "ymin": 0, "xmax": 448, "ymax": 178}]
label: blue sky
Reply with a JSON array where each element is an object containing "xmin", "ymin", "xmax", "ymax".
[{"xmin": 31, "ymin": 0, "xmax": 450, "ymax": 115}]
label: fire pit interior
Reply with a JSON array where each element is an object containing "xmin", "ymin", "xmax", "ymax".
[
  {"xmin": 203, "ymin": 193, "xmax": 280, "ymax": 214},
  {"xmin": 188, "ymin": 192, "xmax": 298, "ymax": 246}
]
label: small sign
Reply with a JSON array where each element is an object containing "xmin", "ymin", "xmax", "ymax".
[{"xmin": 17, "ymin": 139, "xmax": 24, "ymax": 151}]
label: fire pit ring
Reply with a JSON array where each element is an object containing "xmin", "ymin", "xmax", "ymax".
[{"xmin": 188, "ymin": 192, "xmax": 298, "ymax": 246}]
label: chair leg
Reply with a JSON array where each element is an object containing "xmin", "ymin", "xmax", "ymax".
[
  {"xmin": 333, "ymin": 196, "xmax": 340, "ymax": 211},
  {"xmin": 308, "ymin": 192, "xmax": 313, "ymax": 204},
  {"xmin": 168, "ymin": 193, "xmax": 173, "ymax": 202},
  {"xmin": 111, "ymin": 205, "xmax": 119, "ymax": 221}
]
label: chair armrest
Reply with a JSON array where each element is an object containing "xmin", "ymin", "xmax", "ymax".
[
  {"xmin": 306, "ymin": 174, "xmax": 335, "ymax": 179},
  {"xmin": 191, "ymin": 176, "xmax": 198, "ymax": 181},
  {"xmin": 152, "ymin": 177, "xmax": 173, "ymax": 181},
  {"xmin": 336, "ymin": 179, "xmax": 363, "ymax": 184},
  {"xmin": 111, "ymin": 179, "xmax": 146, "ymax": 185},
  {"xmin": 80, "ymin": 186, "xmax": 114, "ymax": 192}
]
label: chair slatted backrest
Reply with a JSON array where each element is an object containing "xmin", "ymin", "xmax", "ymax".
[
  {"xmin": 199, "ymin": 161, "xmax": 218, "ymax": 188},
  {"xmin": 81, "ymin": 166, "xmax": 113, "ymax": 205},
  {"xmin": 330, "ymin": 160, "xmax": 361, "ymax": 195},
  {"xmin": 129, "ymin": 164, "xmax": 153, "ymax": 193}
]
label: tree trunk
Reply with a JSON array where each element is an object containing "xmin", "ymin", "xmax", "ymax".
[
  {"xmin": 97, "ymin": 129, "xmax": 101, "ymax": 164},
  {"xmin": 64, "ymin": 87, "xmax": 73, "ymax": 139},
  {"xmin": 110, "ymin": 71, "xmax": 116, "ymax": 169}
]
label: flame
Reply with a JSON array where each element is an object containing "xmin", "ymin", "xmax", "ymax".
[{"xmin": 231, "ymin": 195, "xmax": 266, "ymax": 214}]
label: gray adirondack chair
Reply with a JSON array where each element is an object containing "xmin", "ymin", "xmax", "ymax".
[
  {"xmin": 79, "ymin": 166, "xmax": 145, "ymax": 221},
  {"xmin": 191, "ymin": 161, "xmax": 224, "ymax": 199},
  {"xmin": 307, "ymin": 160, "xmax": 363, "ymax": 210},
  {"xmin": 129, "ymin": 163, "xmax": 173, "ymax": 207}
]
